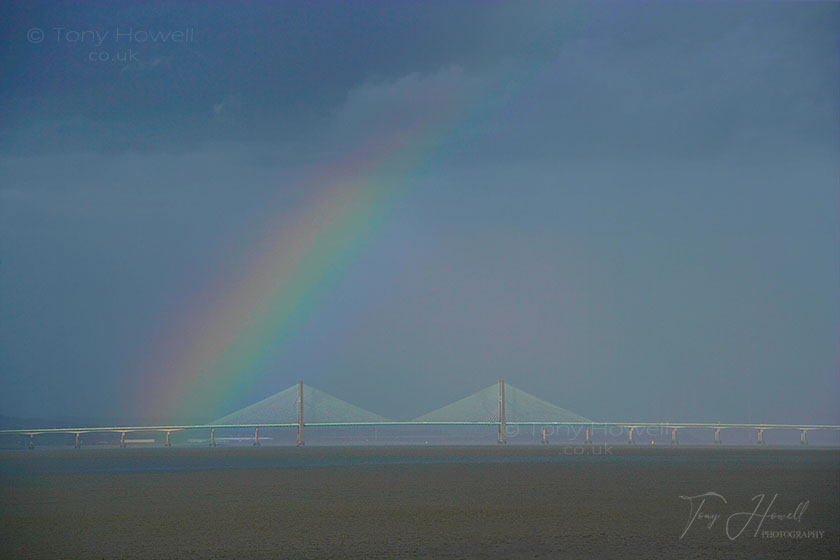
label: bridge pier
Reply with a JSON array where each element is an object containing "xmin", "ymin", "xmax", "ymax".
[
  {"xmin": 75, "ymin": 433, "xmax": 81, "ymax": 449},
  {"xmin": 497, "ymin": 379, "xmax": 506, "ymax": 445},
  {"xmin": 165, "ymin": 431, "xmax": 171, "ymax": 448},
  {"xmin": 210, "ymin": 428, "xmax": 215, "ymax": 447},
  {"xmin": 628, "ymin": 427, "xmax": 635, "ymax": 445},
  {"xmin": 800, "ymin": 429, "xmax": 808, "ymax": 445},
  {"xmin": 757, "ymin": 428, "xmax": 764, "ymax": 445},
  {"xmin": 28, "ymin": 434, "xmax": 34, "ymax": 450},
  {"xmin": 714, "ymin": 428, "xmax": 721, "ymax": 444},
  {"xmin": 253, "ymin": 427, "xmax": 260, "ymax": 447},
  {"xmin": 120, "ymin": 432, "xmax": 126, "ymax": 448},
  {"xmin": 541, "ymin": 426, "xmax": 548, "ymax": 445},
  {"xmin": 585, "ymin": 425, "xmax": 592, "ymax": 444},
  {"xmin": 671, "ymin": 428, "xmax": 678, "ymax": 445},
  {"xmin": 297, "ymin": 380, "xmax": 305, "ymax": 447}
]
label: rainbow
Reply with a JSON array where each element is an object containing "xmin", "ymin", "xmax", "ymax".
[
  {"xmin": 142, "ymin": 98, "xmax": 462, "ymax": 420},
  {"xmin": 139, "ymin": 49, "xmax": 572, "ymax": 421}
]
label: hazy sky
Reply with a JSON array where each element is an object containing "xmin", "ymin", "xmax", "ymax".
[{"xmin": 1, "ymin": 2, "xmax": 837, "ymax": 424}]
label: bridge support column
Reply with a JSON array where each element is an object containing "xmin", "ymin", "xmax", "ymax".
[
  {"xmin": 800, "ymin": 429, "xmax": 807, "ymax": 445},
  {"xmin": 585, "ymin": 426, "xmax": 592, "ymax": 444},
  {"xmin": 497, "ymin": 379, "xmax": 506, "ymax": 445},
  {"xmin": 120, "ymin": 432, "xmax": 126, "ymax": 448},
  {"xmin": 253, "ymin": 427, "xmax": 260, "ymax": 447},
  {"xmin": 28, "ymin": 434, "xmax": 34, "ymax": 450},
  {"xmin": 628, "ymin": 427, "xmax": 635, "ymax": 445},
  {"xmin": 671, "ymin": 428, "xmax": 678, "ymax": 445},
  {"xmin": 757, "ymin": 429, "xmax": 764, "ymax": 445},
  {"xmin": 75, "ymin": 433, "xmax": 81, "ymax": 449},
  {"xmin": 541, "ymin": 426, "xmax": 548, "ymax": 445},
  {"xmin": 297, "ymin": 380, "xmax": 305, "ymax": 447},
  {"xmin": 165, "ymin": 431, "xmax": 171, "ymax": 448},
  {"xmin": 210, "ymin": 428, "xmax": 215, "ymax": 448},
  {"xmin": 714, "ymin": 428, "xmax": 721, "ymax": 444}
]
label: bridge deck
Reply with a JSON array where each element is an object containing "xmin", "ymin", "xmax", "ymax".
[{"xmin": 1, "ymin": 421, "xmax": 839, "ymax": 435}]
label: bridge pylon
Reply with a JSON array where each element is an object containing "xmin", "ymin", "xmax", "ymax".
[
  {"xmin": 297, "ymin": 380, "xmax": 305, "ymax": 447},
  {"xmin": 498, "ymin": 379, "xmax": 506, "ymax": 444}
]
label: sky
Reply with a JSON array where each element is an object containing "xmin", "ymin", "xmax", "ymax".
[{"xmin": 0, "ymin": 1, "xmax": 837, "ymax": 425}]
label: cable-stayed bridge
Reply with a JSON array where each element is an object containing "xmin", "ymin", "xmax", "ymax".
[{"xmin": 2, "ymin": 380, "xmax": 838, "ymax": 448}]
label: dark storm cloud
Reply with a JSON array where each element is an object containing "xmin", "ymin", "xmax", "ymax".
[{"xmin": 3, "ymin": 2, "xmax": 834, "ymax": 159}]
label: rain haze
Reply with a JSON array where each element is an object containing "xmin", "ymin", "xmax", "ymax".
[{"xmin": 1, "ymin": 1, "xmax": 837, "ymax": 428}]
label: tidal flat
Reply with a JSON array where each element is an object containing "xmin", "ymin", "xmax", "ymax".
[{"xmin": 1, "ymin": 446, "xmax": 838, "ymax": 559}]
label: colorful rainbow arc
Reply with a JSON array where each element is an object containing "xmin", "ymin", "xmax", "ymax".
[
  {"xmin": 145, "ymin": 112, "xmax": 459, "ymax": 420},
  {"xmin": 142, "ymin": 51, "xmax": 572, "ymax": 421}
]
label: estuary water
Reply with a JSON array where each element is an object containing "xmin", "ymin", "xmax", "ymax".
[{"xmin": 1, "ymin": 446, "xmax": 838, "ymax": 559}]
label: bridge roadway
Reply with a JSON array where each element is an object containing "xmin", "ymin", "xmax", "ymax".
[
  {"xmin": 2, "ymin": 421, "xmax": 839, "ymax": 449},
  {"xmin": 3, "ymin": 421, "xmax": 840, "ymax": 433}
]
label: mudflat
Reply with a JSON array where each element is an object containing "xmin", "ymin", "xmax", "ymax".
[{"xmin": 1, "ymin": 446, "xmax": 838, "ymax": 559}]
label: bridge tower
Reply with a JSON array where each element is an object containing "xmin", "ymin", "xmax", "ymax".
[
  {"xmin": 297, "ymin": 380, "xmax": 305, "ymax": 447},
  {"xmin": 498, "ymin": 379, "xmax": 506, "ymax": 444}
]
